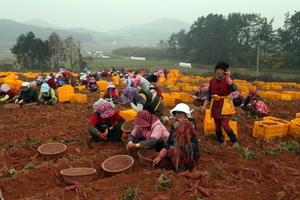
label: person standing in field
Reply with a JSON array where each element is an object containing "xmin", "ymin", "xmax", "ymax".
[{"xmin": 202, "ymin": 61, "xmax": 239, "ymax": 147}]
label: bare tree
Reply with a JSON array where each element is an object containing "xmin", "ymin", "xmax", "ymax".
[
  {"xmin": 48, "ymin": 32, "xmax": 64, "ymax": 70},
  {"xmin": 64, "ymin": 36, "xmax": 78, "ymax": 72}
]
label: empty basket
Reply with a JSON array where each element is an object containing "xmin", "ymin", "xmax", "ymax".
[
  {"xmin": 102, "ymin": 155, "xmax": 134, "ymax": 176},
  {"xmin": 60, "ymin": 167, "xmax": 96, "ymax": 184},
  {"xmin": 38, "ymin": 142, "xmax": 67, "ymax": 159}
]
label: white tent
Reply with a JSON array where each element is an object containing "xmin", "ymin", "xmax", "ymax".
[
  {"xmin": 179, "ymin": 62, "xmax": 192, "ymax": 68},
  {"xmin": 131, "ymin": 56, "xmax": 146, "ymax": 60}
]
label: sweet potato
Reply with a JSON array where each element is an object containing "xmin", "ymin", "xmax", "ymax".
[
  {"xmin": 90, "ymin": 186, "xmax": 102, "ymax": 191},
  {"xmin": 64, "ymin": 185, "xmax": 77, "ymax": 192},
  {"xmin": 226, "ymin": 185, "xmax": 237, "ymax": 190},
  {"xmin": 191, "ymin": 172, "xmax": 203, "ymax": 180},
  {"xmin": 82, "ymin": 190, "xmax": 88, "ymax": 199},
  {"xmin": 197, "ymin": 187, "xmax": 210, "ymax": 197}
]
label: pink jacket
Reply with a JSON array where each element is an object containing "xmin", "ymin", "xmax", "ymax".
[{"xmin": 131, "ymin": 120, "xmax": 169, "ymax": 146}]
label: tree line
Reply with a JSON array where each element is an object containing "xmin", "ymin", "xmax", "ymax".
[
  {"xmin": 113, "ymin": 11, "xmax": 300, "ymax": 69},
  {"xmin": 10, "ymin": 31, "xmax": 92, "ymax": 72}
]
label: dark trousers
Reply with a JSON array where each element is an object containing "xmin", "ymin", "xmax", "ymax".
[{"xmin": 88, "ymin": 119, "xmax": 125, "ymax": 143}]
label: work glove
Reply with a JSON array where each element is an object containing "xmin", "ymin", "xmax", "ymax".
[
  {"xmin": 15, "ymin": 99, "xmax": 19, "ymax": 104},
  {"xmin": 98, "ymin": 132, "xmax": 107, "ymax": 140},
  {"xmin": 18, "ymin": 100, "xmax": 24, "ymax": 104}
]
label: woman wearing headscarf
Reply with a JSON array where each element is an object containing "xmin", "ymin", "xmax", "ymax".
[
  {"xmin": 88, "ymin": 102, "xmax": 125, "ymax": 143},
  {"xmin": 15, "ymin": 82, "xmax": 39, "ymax": 105},
  {"xmin": 192, "ymin": 84, "xmax": 208, "ymax": 106},
  {"xmin": 120, "ymin": 79, "xmax": 139, "ymax": 104},
  {"xmin": 126, "ymin": 110, "xmax": 170, "ymax": 152},
  {"xmin": 131, "ymin": 77, "xmax": 165, "ymax": 119},
  {"xmin": 38, "ymin": 83, "xmax": 58, "ymax": 105},
  {"xmin": 149, "ymin": 82, "xmax": 163, "ymax": 99},
  {"xmin": 240, "ymin": 90, "xmax": 257, "ymax": 107},
  {"xmin": 59, "ymin": 68, "xmax": 75, "ymax": 86},
  {"xmin": 86, "ymin": 77, "xmax": 99, "ymax": 92},
  {"xmin": 0, "ymin": 84, "xmax": 19, "ymax": 103},
  {"xmin": 45, "ymin": 75, "xmax": 57, "ymax": 90},
  {"xmin": 102, "ymin": 82, "xmax": 120, "ymax": 104},
  {"xmin": 35, "ymin": 76, "xmax": 45, "ymax": 86},
  {"xmin": 230, "ymin": 91, "xmax": 244, "ymax": 107},
  {"xmin": 241, "ymin": 90, "xmax": 268, "ymax": 117},
  {"xmin": 153, "ymin": 103, "xmax": 200, "ymax": 171}
]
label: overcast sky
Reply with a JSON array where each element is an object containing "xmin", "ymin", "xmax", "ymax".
[{"xmin": 1, "ymin": 0, "xmax": 298, "ymax": 32}]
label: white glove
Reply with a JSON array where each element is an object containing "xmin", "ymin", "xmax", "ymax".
[
  {"xmin": 15, "ymin": 99, "xmax": 19, "ymax": 104},
  {"xmin": 18, "ymin": 100, "xmax": 24, "ymax": 104}
]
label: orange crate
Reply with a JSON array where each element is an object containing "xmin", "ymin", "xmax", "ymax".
[
  {"xmin": 289, "ymin": 118, "xmax": 300, "ymax": 137},
  {"xmin": 119, "ymin": 109, "xmax": 137, "ymax": 121},
  {"xmin": 253, "ymin": 120, "xmax": 284, "ymax": 140},
  {"xmin": 58, "ymin": 85, "xmax": 74, "ymax": 102},
  {"xmin": 70, "ymin": 94, "xmax": 87, "ymax": 103},
  {"xmin": 164, "ymin": 97, "xmax": 176, "ymax": 106},
  {"xmin": 296, "ymin": 113, "xmax": 300, "ymax": 119},
  {"xmin": 263, "ymin": 117, "xmax": 290, "ymax": 136}
]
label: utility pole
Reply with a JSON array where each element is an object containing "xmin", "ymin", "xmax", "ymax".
[{"xmin": 256, "ymin": 34, "xmax": 262, "ymax": 80}]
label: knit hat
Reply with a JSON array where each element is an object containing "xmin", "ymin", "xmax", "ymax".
[
  {"xmin": 41, "ymin": 83, "xmax": 50, "ymax": 93},
  {"xmin": 249, "ymin": 90, "xmax": 257, "ymax": 97},
  {"xmin": 198, "ymin": 84, "xmax": 208, "ymax": 93},
  {"xmin": 215, "ymin": 61, "xmax": 229, "ymax": 71},
  {"xmin": 107, "ymin": 82, "xmax": 116, "ymax": 89},
  {"xmin": 170, "ymin": 103, "xmax": 192, "ymax": 118},
  {"xmin": 0, "ymin": 84, "xmax": 11, "ymax": 92},
  {"xmin": 20, "ymin": 82, "xmax": 30, "ymax": 90},
  {"xmin": 89, "ymin": 77, "xmax": 96, "ymax": 82},
  {"xmin": 96, "ymin": 102, "xmax": 115, "ymax": 118},
  {"xmin": 45, "ymin": 76, "xmax": 52, "ymax": 81},
  {"xmin": 133, "ymin": 110, "xmax": 159, "ymax": 127}
]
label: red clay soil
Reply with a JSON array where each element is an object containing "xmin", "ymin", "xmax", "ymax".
[{"xmin": 1, "ymin": 78, "xmax": 300, "ymax": 200}]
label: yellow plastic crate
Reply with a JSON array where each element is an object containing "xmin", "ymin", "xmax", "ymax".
[
  {"xmin": 289, "ymin": 119, "xmax": 300, "ymax": 137},
  {"xmin": 281, "ymin": 94, "xmax": 292, "ymax": 101},
  {"xmin": 204, "ymin": 120, "xmax": 238, "ymax": 141},
  {"xmin": 170, "ymin": 86, "xmax": 180, "ymax": 91},
  {"xmin": 58, "ymin": 85, "xmax": 74, "ymax": 102},
  {"xmin": 119, "ymin": 109, "xmax": 137, "ymax": 121},
  {"xmin": 253, "ymin": 120, "xmax": 284, "ymax": 140},
  {"xmin": 75, "ymin": 85, "xmax": 86, "ymax": 90},
  {"xmin": 97, "ymin": 80, "xmax": 108, "ymax": 91},
  {"xmin": 70, "ymin": 94, "xmax": 87, "ymax": 103},
  {"xmin": 170, "ymin": 92, "xmax": 181, "ymax": 99},
  {"xmin": 262, "ymin": 85, "xmax": 270, "ymax": 90},
  {"xmin": 263, "ymin": 117, "xmax": 290, "ymax": 136},
  {"xmin": 164, "ymin": 97, "xmax": 176, "ymax": 105},
  {"xmin": 296, "ymin": 113, "xmax": 300, "ymax": 119}
]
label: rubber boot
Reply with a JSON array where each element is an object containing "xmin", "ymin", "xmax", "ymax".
[
  {"xmin": 226, "ymin": 129, "xmax": 238, "ymax": 146},
  {"xmin": 216, "ymin": 129, "xmax": 224, "ymax": 144}
]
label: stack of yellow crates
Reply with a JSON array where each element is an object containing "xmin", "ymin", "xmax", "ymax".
[{"xmin": 70, "ymin": 94, "xmax": 87, "ymax": 103}]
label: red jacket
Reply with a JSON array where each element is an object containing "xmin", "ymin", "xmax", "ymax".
[{"xmin": 88, "ymin": 111, "xmax": 123, "ymax": 126}]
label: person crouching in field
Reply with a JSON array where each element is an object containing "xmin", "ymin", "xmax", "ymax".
[
  {"xmin": 126, "ymin": 110, "xmax": 169, "ymax": 152},
  {"xmin": 38, "ymin": 83, "xmax": 58, "ymax": 105},
  {"xmin": 202, "ymin": 61, "xmax": 239, "ymax": 147},
  {"xmin": 15, "ymin": 82, "xmax": 39, "ymax": 105},
  {"xmin": 192, "ymin": 84, "xmax": 208, "ymax": 107},
  {"xmin": 240, "ymin": 90, "xmax": 268, "ymax": 117},
  {"xmin": 88, "ymin": 102, "xmax": 125, "ymax": 143},
  {"xmin": 0, "ymin": 84, "xmax": 19, "ymax": 103},
  {"xmin": 153, "ymin": 103, "xmax": 200, "ymax": 172},
  {"xmin": 86, "ymin": 77, "xmax": 99, "ymax": 92}
]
